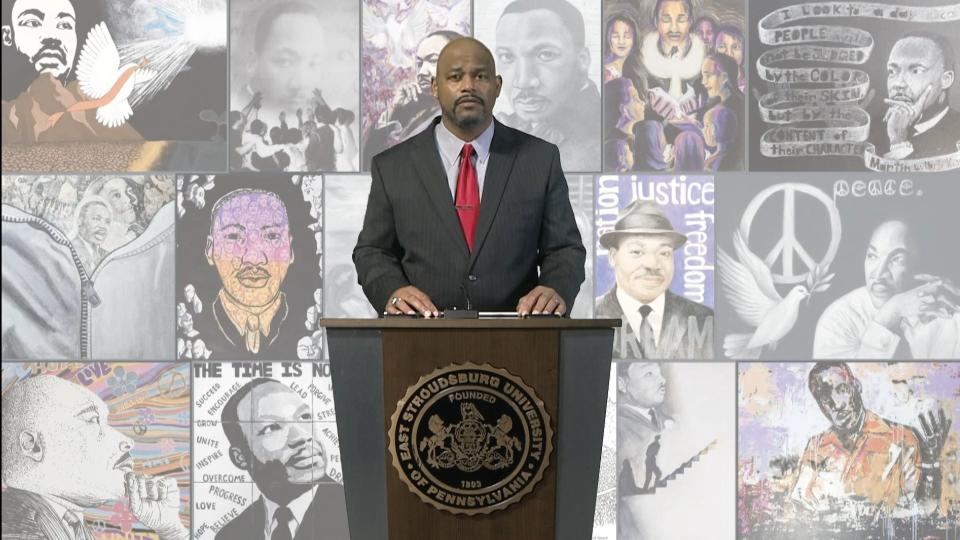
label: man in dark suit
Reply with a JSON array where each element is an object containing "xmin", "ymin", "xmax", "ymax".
[
  {"xmin": 595, "ymin": 199, "xmax": 713, "ymax": 358},
  {"xmin": 353, "ymin": 37, "xmax": 585, "ymax": 316},
  {"xmin": 217, "ymin": 378, "xmax": 349, "ymax": 540},
  {"xmin": 2, "ymin": 375, "xmax": 188, "ymax": 540},
  {"xmin": 883, "ymin": 32, "xmax": 960, "ymax": 160}
]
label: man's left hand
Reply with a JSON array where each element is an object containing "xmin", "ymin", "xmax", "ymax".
[
  {"xmin": 126, "ymin": 473, "xmax": 189, "ymax": 540},
  {"xmin": 884, "ymin": 84, "xmax": 931, "ymax": 145},
  {"xmin": 517, "ymin": 286, "xmax": 566, "ymax": 316},
  {"xmin": 917, "ymin": 407, "xmax": 951, "ymax": 464}
]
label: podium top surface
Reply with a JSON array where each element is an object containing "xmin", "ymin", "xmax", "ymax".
[{"xmin": 319, "ymin": 318, "xmax": 621, "ymax": 329}]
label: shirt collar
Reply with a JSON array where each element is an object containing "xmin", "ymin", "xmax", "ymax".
[
  {"xmin": 616, "ymin": 288, "xmax": 666, "ymax": 323},
  {"xmin": 263, "ymin": 485, "xmax": 318, "ymax": 538},
  {"xmin": 219, "ymin": 289, "xmax": 285, "ymax": 338},
  {"xmin": 622, "ymin": 403, "xmax": 657, "ymax": 422},
  {"xmin": 435, "ymin": 118, "xmax": 495, "ymax": 168},
  {"xmin": 819, "ymin": 410, "xmax": 887, "ymax": 451},
  {"xmin": 914, "ymin": 106, "xmax": 949, "ymax": 135}
]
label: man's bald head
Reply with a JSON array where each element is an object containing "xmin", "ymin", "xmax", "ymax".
[
  {"xmin": 2, "ymin": 374, "xmax": 134, "ymax": 505},
  {"xmin": 438, "ymin": 38, "xmax": 497, "ymax": 72},
  {"xmin": 432, "ymin": 37, "xmax": 502, "ymax": 140}
]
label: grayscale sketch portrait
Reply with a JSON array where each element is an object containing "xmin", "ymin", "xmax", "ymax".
[
  {"xmin": 616, "ymin": 361, "xmax": 735, "ymax": 539},
  {"xmin": 360, "ymin": 0, "xmax": 471, "ymax": 170},
  {"xmin": 475, "ymin": 0, "xmax": 602, "ymax": 172},
  {"xmin": 230, "ymin": 0, "xmax": 359, "ymax": 172},
  {"xmin": 1, "ymin": 0, "xmax": 228, "ymax": 172},
  {"xmin": 1, "ymin": 174, "xmax": 175, "ymax": 360},
  {"xmin": 1, "ymin": 364, "xmax": 191, "ymax": 539},
  {"xmin": 750, "ymin": 0, "xmax": 960, "ymax": 172},
  {"xmin": 717, "ymin": 172, "xmax": 960, "ymax": 359},
  {"xmin": 191, "ymin": 361, "xmax": 348, "ymax": 540}
]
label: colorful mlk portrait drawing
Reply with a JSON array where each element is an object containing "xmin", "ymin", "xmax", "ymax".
[
  {"xmin": 229, "ymin": 0, "xmax": 359, "ymax": 173},
  {"xmin": 739, "ymin": 362, "xmax": 959, "ymax": 538},
  {"xmin": 595, "ymin": 174, "xmax": 715, "ymax": 359},
  {"xmin": 1, "ymin": 362, "xmax": 191, "ymax": 539},
  {"xmin": 1, "ymin": 174, "xmax": 176, "ymax": 360},
  {"xmin": 176, "ymin": 173, "xmax": 322, "ymax": 360},
  {"xmin": 750, "ymin": 0, "xmax": 960, "ymax": 172},
  {"xmin": 603, "ymin": 0, "xmax": 746, "ymax": 173},
  {"xmin": 1, "ymin": 0, "xmax": 228, "ymax": 172},
  {"xmin": 360, "ymin": 0, "xmax": 470, "ymax": 170}
]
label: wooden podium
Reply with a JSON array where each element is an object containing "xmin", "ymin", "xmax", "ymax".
[{"xmin": 322, "ymin": 318, "xmax": 618, "ymax": 540}]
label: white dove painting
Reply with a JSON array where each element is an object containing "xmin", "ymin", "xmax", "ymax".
[
  {"xmin": 47, "ymin": 22, "xmax": 157, "ymax": 129},
  {"xmin": 719, "ymin": 229, "xmax": 824, "ymax": 358}
]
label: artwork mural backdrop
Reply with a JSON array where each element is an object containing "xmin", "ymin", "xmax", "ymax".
[{"xmin": 1, "ymin": 1, "xmax": 958, "ymax": 540}]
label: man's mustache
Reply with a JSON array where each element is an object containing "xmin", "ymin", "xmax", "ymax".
[
  {"xmin": 236, "ymin": 266, "xmax": 271, "ymax": 279},
  {"xmin": 512, "ymin": 90, "xmax": 546, "ymax": 101},
  {"xmin": 31, "ymin": 40, "xmax": 67, "ymax": 65},
  {"xmin": 888, "ymin": 91, "xmax": 914, "ymax": 103},
  {"xmin": 456, "ymin": 95, "xmax": 483, "ymax": 107}
]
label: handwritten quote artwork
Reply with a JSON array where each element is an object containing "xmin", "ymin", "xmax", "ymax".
[{"xmin": 751, "ymin": 1, "xmax": 960, "ymax": 172}]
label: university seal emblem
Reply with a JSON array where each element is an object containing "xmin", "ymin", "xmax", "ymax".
[{"xmin": 388, "ymin": 363, "xmax": 553, "ymax": 515}]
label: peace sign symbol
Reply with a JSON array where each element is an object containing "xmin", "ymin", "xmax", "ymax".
[
  {"xmin": 740, "ymin": 183, "xmax": 842, "ymax": 285},
  {"xmin": 158, "ymin": 370, "xmax": 188, "ymax": 399}
]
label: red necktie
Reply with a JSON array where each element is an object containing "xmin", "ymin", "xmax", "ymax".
[{"xmin": 455, "ymin": 143, "xmax": 480, "ymax": 251}]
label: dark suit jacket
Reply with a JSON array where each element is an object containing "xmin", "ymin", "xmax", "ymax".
[
  {"xmin": 197, "ymin": 292, "xmax": 293, "ymax": 359},
  {"xmin": 1, "ymin": 487, "xmax": 90, "ymax": 540},
  {"xmin": 596, "ymin": 287, "xmax": 714, "ymax": 359},
  {"xmin": 215, "ymin": 484, "xmax": 350, "ymax": 540},
  {"xmin": 908, "ymin": 107, "xmax": 960, "ymax": 159},
  {"xmin": 354, "ymin": 117, "xmax": 586, "ymax": 312}
]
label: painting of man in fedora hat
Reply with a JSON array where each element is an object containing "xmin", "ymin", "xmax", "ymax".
[{"xmin": 596, "ymin": 199, "xmax": 714, "ymax": 359}]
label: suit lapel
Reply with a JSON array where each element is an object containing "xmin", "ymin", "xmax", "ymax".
[
  {"xmin": 250, "ymin": 497, "xmax": 266, "ymax": 539},
  {"xmin": 410, "ymin": 119, "xmax": 470, "ymax": 257},
  {"xmin": 468, "ymin": 121, "xmax": 518, "ymax": 269},
  {"xmin": 295, "ymin": 485, "xmax": 350, "ymax": 540},
  {"xmin": 659, "ymin": 292, "xmax": 687, "ymax": 358}
]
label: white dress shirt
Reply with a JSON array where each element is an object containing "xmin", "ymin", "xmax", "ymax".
[
  {"xmin": 813, "ymin": 286, "xmax": 960, "ymax": 358},
  {"xmin": 434, "ymin": 119, "xmax": 495, "ymax": 201},
  {"xmin": 263, "ymin": 485, "xmax": 318, "ymax": 539},
  {"xmin": 616, "ymin": 289, "xmax": 666, "ymax": 348}
]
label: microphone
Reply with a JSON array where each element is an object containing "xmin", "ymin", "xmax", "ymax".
[{"xmin": 443, "ymin": 282, "xmax": 479, "ymax": 319}]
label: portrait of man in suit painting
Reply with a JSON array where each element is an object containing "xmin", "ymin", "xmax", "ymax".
[
  {"xmin": 596, "ymin": 199, "xmax": 714, "ymax": 359},
  {"xmin": 217, "ymin": 377, "xmax": 349, "ymax": 540}
]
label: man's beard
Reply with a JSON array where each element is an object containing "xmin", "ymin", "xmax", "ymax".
[
  {"xmin": 449, "ymin": 96, "xmax": 486, "ymax": 129},
  {"xmin": 29, "ymin": 41, "xmax": 70, "ymax": 77}
]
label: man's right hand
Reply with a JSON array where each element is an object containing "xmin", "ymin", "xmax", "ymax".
[
  {"xmin": 393, "ymin": 83, "xmax": 421, "ymax": 108},
  {"xmin": 876, "ymin": 275, "xmax": 955, "ymax": 330},
  {"xmin": 386, "ymin": 286, "xmax": 439, "ymax": 317}
]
